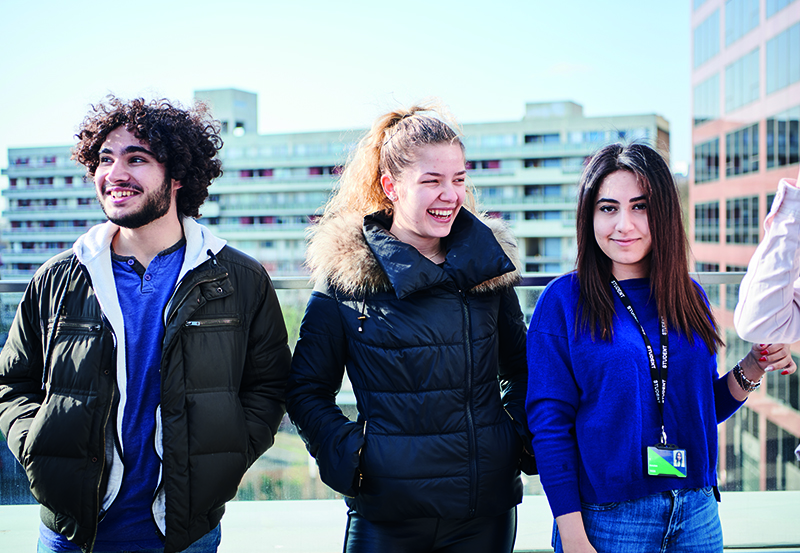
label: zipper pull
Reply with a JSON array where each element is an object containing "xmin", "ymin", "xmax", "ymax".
[
  {"xmin": 185, "ymin": 321, "xmax": 201, "ymax": 327},
  {"xmin": 459, "ymin": 289, "xmax": 470, "ymax": 305}
]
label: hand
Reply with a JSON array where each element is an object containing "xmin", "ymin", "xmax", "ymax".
[{"xmin": 750, "ymin": 343, "xmax": 797, "ymax": 376}]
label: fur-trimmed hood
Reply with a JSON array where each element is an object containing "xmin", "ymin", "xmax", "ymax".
[{"xmin": 305, "ymin": 209, "xmax": 521, "ymax": 298}]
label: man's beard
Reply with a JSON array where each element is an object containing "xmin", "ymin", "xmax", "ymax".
[{"xmin": 98, "ymin": 177, "xmax": 174, "ymax": 229}]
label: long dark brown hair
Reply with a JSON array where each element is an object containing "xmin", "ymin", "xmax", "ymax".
[{"xmin": 575, "ymin": 143, "xmax": 722, "ymax": 351}]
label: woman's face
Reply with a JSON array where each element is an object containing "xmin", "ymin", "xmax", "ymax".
[
  {"xmin": 593, "ymin": 170, "xmax": 652, "ymax": 280},
  {"xmin": 382, "ymin": 143, "xmax": 466, "ymax": 252}
]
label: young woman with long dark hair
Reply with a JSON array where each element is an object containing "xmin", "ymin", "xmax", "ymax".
[{"xmin": 525, "ymin": 143, "xmax": 795, "ymax": 553}]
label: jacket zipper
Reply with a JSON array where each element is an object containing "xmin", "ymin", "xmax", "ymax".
[
  {"xmin": 56, "ymin": 321, "xmax": 102, "ymax": 332},
  {"xmin": 459, "ymin": 289, "xmax": 478, "ymax": 518},
  {"xmin": 184, "ymin": 317, "xmax": 239, "ymax": 327},
  {"xmin": 88, "ymin": 325, "xmax": 117, "ymax": 553}
]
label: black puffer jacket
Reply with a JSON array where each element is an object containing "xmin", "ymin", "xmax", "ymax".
[
  {"xmin": 286, "ymin": 210, "xmax": 530, "ymax": 521},
  {"xmin": 0, "ymin": 220, "xmax": 291, "ymax": 552}
]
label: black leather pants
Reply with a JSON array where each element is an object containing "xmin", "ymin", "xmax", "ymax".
[{"xmin": 343, "ymin": 507, "xmax": 517, "ymax": 553}]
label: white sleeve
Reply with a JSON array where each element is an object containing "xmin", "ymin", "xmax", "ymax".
[{"xmin": 734, "ymin": 178, "xmax": 800, "ymax": 343}]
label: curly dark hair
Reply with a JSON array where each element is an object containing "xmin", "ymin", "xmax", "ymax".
[{"xmin": 72, "ymin": 96, "xmax": 223, "ymax": 218}]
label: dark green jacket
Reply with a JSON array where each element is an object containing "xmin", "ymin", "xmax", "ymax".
[{"xmin": 0, "ymin": 219, "xmax": 291, "ymax": 552}]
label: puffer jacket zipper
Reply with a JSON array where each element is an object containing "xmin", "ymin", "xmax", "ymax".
[
  {"xmin": 459, "ymin": 289, "xmax": 478, "ymax": 518},
  {"xmin": 86, "ymin": 320, "xmax": 117, "ymax": 553}
]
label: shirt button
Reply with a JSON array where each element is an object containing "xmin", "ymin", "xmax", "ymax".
[
  {"xmin": 127, "ymin": 259, "xmax": 135, "ymax": 266},
  {"xmin": 144, "ymin": 274, "xmax": 152, "ymax": 281}
]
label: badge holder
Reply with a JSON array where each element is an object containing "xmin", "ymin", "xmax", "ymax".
[{"xmin": 647, "ymin": 430, "xmax": 687, "ymax": 478}]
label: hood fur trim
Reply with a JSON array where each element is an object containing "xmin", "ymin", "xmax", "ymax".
[{"xmin": 306, "ymin": 211, "xmax": 521, "ymax": 297}]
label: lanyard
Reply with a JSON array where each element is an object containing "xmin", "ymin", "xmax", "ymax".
[{"xmin": 610, "ymin": 277, "xmax": 669, "ymax": 445}]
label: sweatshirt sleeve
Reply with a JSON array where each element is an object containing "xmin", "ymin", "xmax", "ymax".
[
  {"xmin": 735, "ymin": 178, "xmax": 800, "ymax": 343},
  {"xmin": 525, "ymin": 282, "xmax": 583, "ymax": 518}
]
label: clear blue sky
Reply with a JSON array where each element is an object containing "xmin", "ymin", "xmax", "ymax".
[{"xmin": 0, "ymin": 0, "xmax": 691, "ymax": 177}]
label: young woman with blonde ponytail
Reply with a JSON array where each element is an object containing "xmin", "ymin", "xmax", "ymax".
[{"xmin": 286, "ymin": 104, "xmax": 533, "ymax": 552}]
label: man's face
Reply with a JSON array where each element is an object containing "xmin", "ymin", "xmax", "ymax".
[{"xmin": 94, "ymin": 127, "xmax": 181, "ymax": 229}]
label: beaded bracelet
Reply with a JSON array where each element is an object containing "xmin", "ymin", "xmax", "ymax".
[{"xmin": 733, "ymin": 362, "xmax": 762, "ymax": 392}]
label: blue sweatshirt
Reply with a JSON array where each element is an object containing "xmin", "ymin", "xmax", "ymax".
[{"xmin": 525, "ymin": 274, "xmax": 743, "ymax": 518}]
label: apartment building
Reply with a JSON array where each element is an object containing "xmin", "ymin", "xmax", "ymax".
[
  {"xmin": 691, "ymin": 0, "xmax": 800, "ymax": 491},
  {"xmin": 2, "ymin": 89, "xmax": 668, "ymax": 319}
]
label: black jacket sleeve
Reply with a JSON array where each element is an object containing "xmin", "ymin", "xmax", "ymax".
[
  {"xmin": 285, "ymin": 286, "xmax": 365, "ymax": 496},
  {"xmin": 497, "ymin": 286, "xmax": 536, "ymax": 474},
  {"xmin": 0, "ymin": 276, "xmax": 46, "ymax": 464},
  {"xmin": 239, "ymin": 270, "xmax": 293, "ymax": 464}
]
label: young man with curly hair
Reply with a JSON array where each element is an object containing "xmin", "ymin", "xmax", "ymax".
[{"xmin": 0, "ymin": 97, "xmax": 292, "ymax": 553}]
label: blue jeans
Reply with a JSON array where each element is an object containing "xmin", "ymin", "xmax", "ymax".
[
  {"xmin": 37, "ymin": 525, "xmax": 221, "ymax": 553},
  {"xmin": 553, "ymin": 488, "xmax": 722, "ymax": 553}
]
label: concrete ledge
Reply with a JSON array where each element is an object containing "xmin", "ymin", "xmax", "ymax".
[{"xmin": 1, "ymin": 492, "xmax": 798, "ymax": 552}]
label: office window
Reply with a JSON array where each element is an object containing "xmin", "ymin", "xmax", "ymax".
[
  {"xmin": 694, "ymin": 73, "xmax": 720, "ymax": 125},
  {"xmin": 524, "ymin": 133, "xmax": 559, "ymax": 144},
  {"xmin": 725, "ymin": 0, "xmax": 759, "ymax": 46},
  {"xmin": 481, "ymin": 134, "xmax": 517, "ymax": 148},
  {"xmin": 725, "ymin": 264, "xmax": 748, "ymax": 311},
  {"xmin": 695, "ymin": 138, "xmax": 720, "ymax": 183},
  {"xmin": 695, "ymin": 10, "xmax": 720, "ymax": 67},
  {"xmin": 696, "ymin": 262, "xmax": 721, "ymax": 306},
  {"xmin": 726, "ymin": 48, "xmax": 760, "ymax": 112},
  {"xmin": 767, "ymin": 105, "xmax": 800, "ymax": 168},
  {"xmin": 766, "ymin": 22, "xmax": 800, "ymax": 95},
  {"xmin": 726, "ymin": 123, "xmax": 759, "ymax": 177},
  {"xmin": 695, "ymin": 201, "xmax": 720, "ymax": 242},
  {"xmin": 767, "ymin": 0, "xmax": 797, "ymax": 18},
  {"xmin": 726, "ymin": 196, "xmax": 759, "ymax": 244}
]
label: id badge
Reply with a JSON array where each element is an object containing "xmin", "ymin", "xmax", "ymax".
[{"xmin": 647, "ymin": 445, "xmax": 687, "ymax": 478}]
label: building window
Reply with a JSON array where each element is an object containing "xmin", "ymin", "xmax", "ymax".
[
  {"xmin": 726, "ymin": 48, "xmax": 760, "ymax": 112},
  {"xmin": 308, "ymin": 167, "xmax": 323, "ymax": 176},
  {"xmin": 726, "ymin": 264, "xmax": 748, "ymax": 311},
  {"xmin": 696, "ymin": 262, "xmax": 720, "ymax": 306},
  {"xmin": 9, "ymin": 178, "xmax": 17, "ymax": 187},
  {"xmin": 44, "ymin": 199, "xmax": 58, "ymax": 207},
  {"xmin": 64, "ymin": 176, "xmax": 73, "ymax": 186},
  {"xmin": 767, "ymin": 0, "xmax": 797, "ymax": 18},
  {"xmin": 694, "ymin": 73, "xmax": 720, "ymax": 126},
  {"xmin": 766, "ymin": 22, "xmax": 800, "ymax": 95},
  {"xmin": 726, "ymin": 196, "xmax": 759, "ymax": 244},
  {"xmin": 239, "ymin": 170, "xmax": 254, "ymax": 178},
  {"xmin": 43, "ymin": 155, "xmax": 57, "ymax": 165},
  {"xmin": 694, "ymin": 9, "xmax": 720, "ymax": 68},
  {"xmin": 257, "ymin": 169, "xmax": 274, "ymax": 178},
  {"xmin": 695, "ymin": 201, "xmax": 720, "ymax": 243},
  {"xmin": 726, "ymin": 123, "xmax": 759, "ymax": 177},
  {"xmin": 766, "ymin": 105, "xmax": 800, "ymax": 169},
  {"xmin": 725, "ymin": 0, "xmax": 759, "ymax": 46},
  {"xmin": 12, "ymin": 157, "xmax": 29, "ymax": 166},
  {"xmin": 481, "ymin": 134, "xmax": 517, "ymax": 148},
  {"xmin": 78, "ymin": 197, "xmax": 93, "ymax": 206},
  {"xmin": 695, "ymin": 138, "xmax": 720, "ymax": 183},
  {"xmin": 482, "ymin": 160, "xmax": 501, "ymax": 169},
  {"xmin": 524, "ymin": 133, "xmax": 559, "ymax": 144}
]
